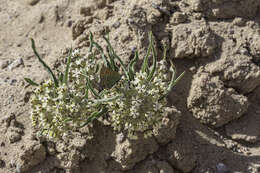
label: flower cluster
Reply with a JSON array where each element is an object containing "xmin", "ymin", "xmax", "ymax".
[
  {"xmin": 25, "ymin": 32, "xmax": 184, "ymax": 139},
  {"xmin": 104, "ymin": 59, "xmax": 173, "ymax": 138},
  {"xmin": 30, "ymin": 50, "xmax": 101, "ymax": 138}
]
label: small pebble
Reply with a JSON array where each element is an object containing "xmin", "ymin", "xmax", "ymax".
[
  {"xmin": 10, "ymin": 79, "xmax": 17, "ymax": 85},
  {"xmin": 112, "ymin": 21, "xmax": 121, "ymax": 29},
  {"xmin": 66, "ymin": 20, "xmax": 73, "ymax": 27},
  {"xmin": 8, "ymin": 58, "xmax": 24, "ymax": 70},
  {"xmin": 116, "ymin": 133, "xmax": 125, "ymax": 143},
  {"xmin": 8, "ymin": 131, "xmax": 22, "ymax": 143},
  {"xmin": 189, "ymin": 66, "xmax": 196, "ymax": 73},
  {"xmin": 23, "ymin": 91, "xmax": 32, "ymax": 103},
  {"xmin": 216, "ymin": 163, "xmax": 229, "ymax": 173}
]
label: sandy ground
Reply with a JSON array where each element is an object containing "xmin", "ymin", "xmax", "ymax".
[{"xmin": 0, "ymin": 0, "xmax": 260, "ymax": 173}]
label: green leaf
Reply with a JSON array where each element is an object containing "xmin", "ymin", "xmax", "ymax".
[
  {"xmin": 159, "ymin": 61, "xmax": 185, "ymax": 101},
  {"xmin": 141, "ymin": 32, "xmax": 153, "ymax": 74},
  {"xmin": 87, "ymin": 77, "xmax": 101, "ymax": 99},
  {"xmin": 63, "ymin": 48, "xmax": 72, "ymax": 85},
  {"xmin": 128, "ymin": 51, "xmax": 138, "ymax": 81},
  {"xmin": 80, "ymin": 72, "xmax": 100, "ymax": 98},
  {"xmin": 89, "ymin": 32, "xmax": 94, "ymax": 53},
  {"xmin": 92, "ymin": 94, "xmax": 121, "ymax": 105},
  {"xmin": 113, "ymin": 53, "xmax": 130, "ymax": 81},
  {"xmin": 92, "ymin": 41, "xmax": 111, "ymax": 69},
  {"xmin": 147, "ymin": 33, "xmax": 157, "ymax": 81},
  {"xmin": 31, "ymin": 38, "xmax": 59, "ymax": 87},
  {"xmin": 103, "ymin": 35, "xmax": 118, "ymax": 71},
  {"xmin": 79, "ymin": 107, "xmax": 108, "ymax": 128},
  {"xmin": 24, "ymin": 78, "xmax": 39, "ymax": 86}
]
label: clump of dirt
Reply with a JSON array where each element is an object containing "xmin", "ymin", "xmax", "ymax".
[
  {"xmin": 187, "ymin": 71, "xmax": 249, "ymax": 127},
  {"xmin": 169, "ymin": 20, "xmax": 217, "ymax": 59},
  {"xmin": 1, "ymin": 0, "xmax": 260, "ymax": 173}
]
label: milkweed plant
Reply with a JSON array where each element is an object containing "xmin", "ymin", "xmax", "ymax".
[{"xmin": 25, "ymin": 32, "xmax": 185, "ymax": 139}]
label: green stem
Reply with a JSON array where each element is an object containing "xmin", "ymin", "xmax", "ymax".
[{"xmin": 31, "ymin": 38, "xmax": 59, "ymax": 87}]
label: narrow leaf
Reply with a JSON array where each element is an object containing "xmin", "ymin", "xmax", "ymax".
[
  {"xmin": 103, "ymin": 35, "xmax": 118, "ymax": 71},
  {"xmin": 24, "ymin": 78, "xmax": 39, "ymax": 86},
  {"xmin": 86, "ymin": 77, "xmax": 100, "ymax": 99},
  {"xmin": 63, "ymin": 48, "xmax": 72, "ymax": 85},
  {"xmin": 147, "ymin": 33, "xmax": 157, "ymax": 81},
  {"xmin": 128, "ymin": 51, "xmax": 138, "ymax": 80},
  {"xmin": 92, "ymin": 41, "xmax": 111, "ymax": 68},
  {"xmin": 113, "ymin": 53, "xmax": 130, "ymax": 81},
  {"xmin": 79, "ymin": 107, "xmax": 107, "ymax": 128},
  {"xmin": 89, "ymin": 32, "xmax": 94, "ymax": 53},
  {"xmin": 92, "ymin": 95, "xmax": 121, "ymax": 105},
  {"xmin": 31, "ymin": 39, "xmax": 59, "ymax": 87},
  {"xmin": 159, "ymin": 61, "xmax": 185, "ymax": 100},
  {"xmin": 141, "ymin": 32, "xmax": 153, "ymax": 73}
]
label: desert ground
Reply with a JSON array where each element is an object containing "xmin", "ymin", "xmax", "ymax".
[{"xmin": 0, "ymin": 0, "xmax": 260, "ymax": 173}]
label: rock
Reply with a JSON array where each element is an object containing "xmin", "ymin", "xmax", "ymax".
[
  {"xmin": 0, "ymin": 59, "xmax": 9, "ymax": 69},
  {"xmin": 8, "ymin": 58, "xmax": 24, "ymax": 70},
  {"xmin": 216, "ymin": 163, "xmax": 229, "ymax": 173},
  {"xmin": 134, "ymin": 159, "xmax": 175, "ymax": 173},
  {"xmin": 66, "ymin": 20, "xmax": 73, "ymax": 27},
  {"xmin": 153, "ymin": 107, "xmax": 181, "ymax": 145},
  {"xmin": 16, "ymin": 141, "xmax": 46, "ymax": 173},
  {"xmin": 232, "ymin": 17, "xmax": 246, "ymax": 27},
  {"xmin": 170, "ymin": 21, "xmax": 217, "ymax": 58},
  {"xmin": 26, "ymin": 0, "xmax": 40, "ymax": 6},
  {"xmin": 116, "ymin": 133, "xmax": 125, "ymax": 144},
  {"xmin": 10, "ymin": 79, "xmax": 17, "ymax": 85},
  {"xmin": 8, "ymin": 130, "xmax": 22, "ymax": 143},
  {"xmin": 111, "ymin": 134, "xmax": 159, "ymax": 171},
  {"xmin": 156, "ymin": 161, "xmax": 175, "ymax": 173},
  {"xmin": 23, "ymin": 91, "xmax": 32, "ymax": 103},
  {"xmin": 225, "ymin": 106, "xmax": 260, "ymax": 143},
  {"xmin": 112, "ymin": 21, "xmax": 121, "ymax": 29},
  {"xmin": 167, "ymin": 138, "xmax": 197, "ymax": 173},
  {"xmin": 187, "ymin": 71, "xmax": 249, "ymax": 127},
  {"xmin": 6, "ymin": 126, "xmax": 23, "ymax": 143}
]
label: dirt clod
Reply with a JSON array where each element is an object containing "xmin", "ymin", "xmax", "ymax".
[
  {"xmin": 153, "ymin": 107, "xmax": 181, "ymax": 145},
  {"xmin": 16, "ymin": 141, "xmax": 46, "ymax": 173},
  {"xmin": 187, "ymin": 71, "xmax": 249, "ymax": 127},
  {"xmin": 170, "ymin": 21, "xmax": 217, "ymax": 59},
  {"xmin": 111, "ymin": 134, "xmax": 159, "ymax": 171}
]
